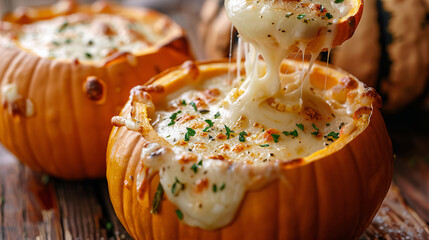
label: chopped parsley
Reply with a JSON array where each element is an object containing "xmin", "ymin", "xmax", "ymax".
[
  {"xmin": 296, "ymin": 123, "xmax": 304, "ymax": 131},
  {"xmin": 212, "ymin": 184, "xmax": 217, "ymax": 193},
  {"xmin": 283, "ymin": 130, "xmax": 298, "ymax": 138},
  {"xmin": 326, "ymin": 123, "xmax": 331, "ymax": 126},
  {"xmin": 85, "ymin": 52, "xmax": 93, "ymax": 59},
  {"xmin": 203, "ymin": 120, "xmax": 213, "ymax": 132},
  {"xmin": 224, "ymin": 125, "xmax": 234, "ymax": 139},
  {"xmin": 325, "ymin": 13, "xmax": 333, "ymax": 19},
  {"xmin": 311, "ymin": 124, "xmax": 319, "ymax": 136},
  {"xmin": 65, "ymin": 38, "xmax": 72, "ymax": 44},
  {"xmin": 199, "ymin": 110, "xmax": 210, "ymax": 114},
  {"xmin": 171, "ymin": 177, "xmax": 185, "ymax": 196},
  {"xmin": 335, "ymin": 0, "xmax": 344, "ymax": 3},
  {"xmin": 184, "ymin": 127, "xmax": 196, "ymax": 141},
  {"xmin": 87, "ymin": 40, "xmax": 94, "ymax": 46},
  {"xmin": 271, "ymin": 134, "xmax": 280, "ymax": 143},
  {"xmin": 220, "ymin": 183, "xmax": 226, "ymax": 190},
  {"xmin": 190, "ymin": 101, "xmax": 198, "ymax": 111},
  {"xmin": 326, "ymin": 132, "xmax": 340, "ymax": 139},
  {"xmin": 297, "ymin": 14, "xmax": 306, "ymax": 20},
  {"xmin": 239, "ymin": 131, "xmax": 248, "ymax": 142},
  {"xmin": 260, "ymin": 144, "xmax": 269, "ymax": 147},
  {"xmin": 175, "ymin": 209, "xmax": 183, "ymax": 220},
  {"xmin": 168, "ymin": 110, "xmax": 181, "ymax": 126},
  {"xmin": 214, "ymin": 112, "xmax": 221, "ymax": 119},
  {"xmin": 58, "ymin": 21, "xmax": 69, "ymax": 32},
  {"xmin": 285, "ymin": 12, "xmax": 294, "ymax": 18},
  {"xmin": 190, "ymin": 163, "xmax": 199, "ymax": 173},
  {"xmin": 181, "ymin": 100, "xmax": 187, "ymax": 106},
  {"xmin": 312, "ymin": 124, "xmax": 319, "ymax": 130},
  {"xmin": 151, "ymin": 183, "xmax": 164, "ymax": 214}
]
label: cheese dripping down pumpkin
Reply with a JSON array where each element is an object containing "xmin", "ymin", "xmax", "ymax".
[
  {"xmin": 107, "ymin": 0, "xmax": 392, "ymax": 237},
  {"xmin": 0, "ymin": 0, "xmax": 192, "ymax": 179}
]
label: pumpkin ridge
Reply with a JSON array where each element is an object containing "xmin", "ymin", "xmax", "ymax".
[
  {"xmin": 1, "ymin": 51, "xmax": 29, "ymax": 156},
  {"xmin": 19, "ymin": 55, "xmax": 42, "ymax": 172}
]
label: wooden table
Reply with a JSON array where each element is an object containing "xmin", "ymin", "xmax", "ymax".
[{"xmin": 1, "ymin": 110, "xmax": 429, "ymax": 239}]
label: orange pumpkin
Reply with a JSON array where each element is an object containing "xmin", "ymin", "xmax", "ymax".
[
  {"xmin": 0, "ymin": 0, "xmax": 193, "ymax": 179},
  {"xmin": 106, "ymin": 60, "xmax": 393, "ymax": 240}
]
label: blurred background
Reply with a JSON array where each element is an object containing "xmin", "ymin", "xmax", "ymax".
[{"xmin": 0, "ymin": 0, "xmax": 207, "ymax": 59}]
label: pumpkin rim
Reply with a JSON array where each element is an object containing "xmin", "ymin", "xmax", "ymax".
[
  {"xmin": 122, "ymin": 58, "xmax": 384, "ymax": 173},
  {"xmin": 0, "ymin": 0, "xmax": 188, "ymax": 66}
]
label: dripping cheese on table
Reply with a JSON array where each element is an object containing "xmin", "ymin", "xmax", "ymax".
[{"xmin": 16, "ymin": 13, "xmax": 166, "ymax": 61}]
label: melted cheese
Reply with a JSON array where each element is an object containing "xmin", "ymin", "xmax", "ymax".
[
  {"xmin": 17, "ymin": 13, "xmax": 163, "ymax": 61},
  {"xmin": 128, "ymin": 0, "xmax": 363, "ymax": 230},
  {"xmin": 223, "ymin": 0, "xmax": 352, "ymax": 125}
]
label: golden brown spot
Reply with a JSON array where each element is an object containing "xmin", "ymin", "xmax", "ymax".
[
  {"xmin": 232, "ymin": 143, "xmax": 249, "ymax": 153},
  {"xmin": 362, "ymin": 87, "xmax": 382, "ymax": 108},
  {"xmin": 216, "ymin": 133, "xmax": 227, "ymax": 140},
  {"xmin": 178, "ymin": 153, "xmax": 198, "ymax": 164},
  {"xmin": 195, "ymin": 178, "xmax": 209, "ymax": 193},
  {"xmin": 219, "ymin": 143, "xmax": 230, "ymax": 151},
  {"xmin": 301, "ymin": 106, "xmax": 321, "ymax": 121},
  {"xmin": 209, "ymin": 154, "xmax": 227, "ymax": 160},
  {"xmin": 175, "ymin": 140, "xmax": 188, "ymax": 146},
  {"xmin": 340, "ymin": 77, "xmax": 358, "ymax": 90},
  {"xmin": 353, "ymin": 106, "xmax": 372, "ymax": 120},
  {"xmin": 100, "ymin": 23, "xmax": 116, "ymax": 36},
  {"xmin": 178, "ymin": 114, "xmax": 197, "ymax": 124},
  {"xmin": 259, "ymin": 128, "xmax": 281, "ymax": 142},
  {"xmin": 190, "ymin": 121, "xmax": 204, "ymax": 129}
]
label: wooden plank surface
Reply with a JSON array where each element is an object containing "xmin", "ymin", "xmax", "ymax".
[{"xmin": 1, "ymin": 140, "xmax": 429, "ymax": 240}]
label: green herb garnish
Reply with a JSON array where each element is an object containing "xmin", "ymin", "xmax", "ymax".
[
  {"xmin": 171, "ymin": 177, "xmax": 185, "ymax": 196},
  {"xmin": 175, "ymin": 209, "xmax": 183, "ymax": 220},
  {"xmin": 296, "ymin": 123, "xmax": 304, "ymax": 131},
  {"xmin": 203, "ymin": 120, "xmax": 214, "ymax": 132},
  {"xmin": 151, "ymin": 183, "xmax": 164, "ymax": 214},
  {"xmin": 220, "ymin": 183, "xmax": 226, "ymax": 190},
  {"xmin": 283, "ymin": 130, "xmax": 298, "ymax": 138},
  {"xmin": 58, "ymin": 21, "xmax": 69, "ymax": 32},
  {"xmin": 85, "ymin": 52, "xmax": 93, "ymax": 59},
  {"xmin": 271, "ymin": 134, "xmax": 280, "ymax": 143},
  {"xmin": 184, "ymin": 127, "xmax": 196, "ymax": 141},
  {"xmin": 181, "ymin": 100, "xmax": 187, "ymax": 106},
  {"xmin": 190, "ymin": 101, "xmax": 198, "ymax": 111},
  {"xmin": 285, "ymin": 12, "xmax": 293, "ymax": 18},
  {"xmin": 239, "ymin": 131, "xmax": 248, "ymax": 142},
  {"xmin": 212, "ymin": 184, "xmax": 217, "ymax": 193},
  {"xmin": 199, "ymin": 110, "xmax": 210, "ymax": 114},
  {"xmin": 326, "ymin": 132, "xmax": 340, "ymax": 139},
  {"xmin": 297, "ymin": 14, "xmax": 306, "ymax": 19},
  {"xmin": 312, "ymin": 124, "xmax": 319, "ymax": 131},
  {"xmin": 225, "ymin": 125, "xmax": 234, "ymax": 139},
  {"xmin": 214, "ymin": 112, "xmax": 221, "ymax": 119},
  {"xmin": 326, "ymin": 13, "xmax": 333, "ymax": 19},
  {"xmin": 335, "ymin": 0, "xmax": 344, "ymax": 3},
  {"xmin": 168, "ymin": 110, "xmax": 182, "ymax": 126},
  {"xmin": 260, "ymin": 144, "xmax": 269, "ymax": 147}
]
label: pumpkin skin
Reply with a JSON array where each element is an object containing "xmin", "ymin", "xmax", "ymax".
[
  {"xmin": 0, "ymin": 0, "xmax": 193, "ymax": 179},
  {"xmin": 199, "ymin": 0, "xmax": 429, "ymax": 112},
  {"xmin": 106, "ymin": 60, "xmax": 393, "ymax": 240}
]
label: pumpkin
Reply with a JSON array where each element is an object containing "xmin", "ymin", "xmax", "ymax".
[
  {"xmin": 0, "ymin": 0, "xmax": 193, "ymax": 179},
  {"xmin": 106, "ymin": 60, "xmax": 393, "ymax": 240},
  {"xmin": 199, "ymin": 0, "xmax": 429, "ymax": 112}
]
